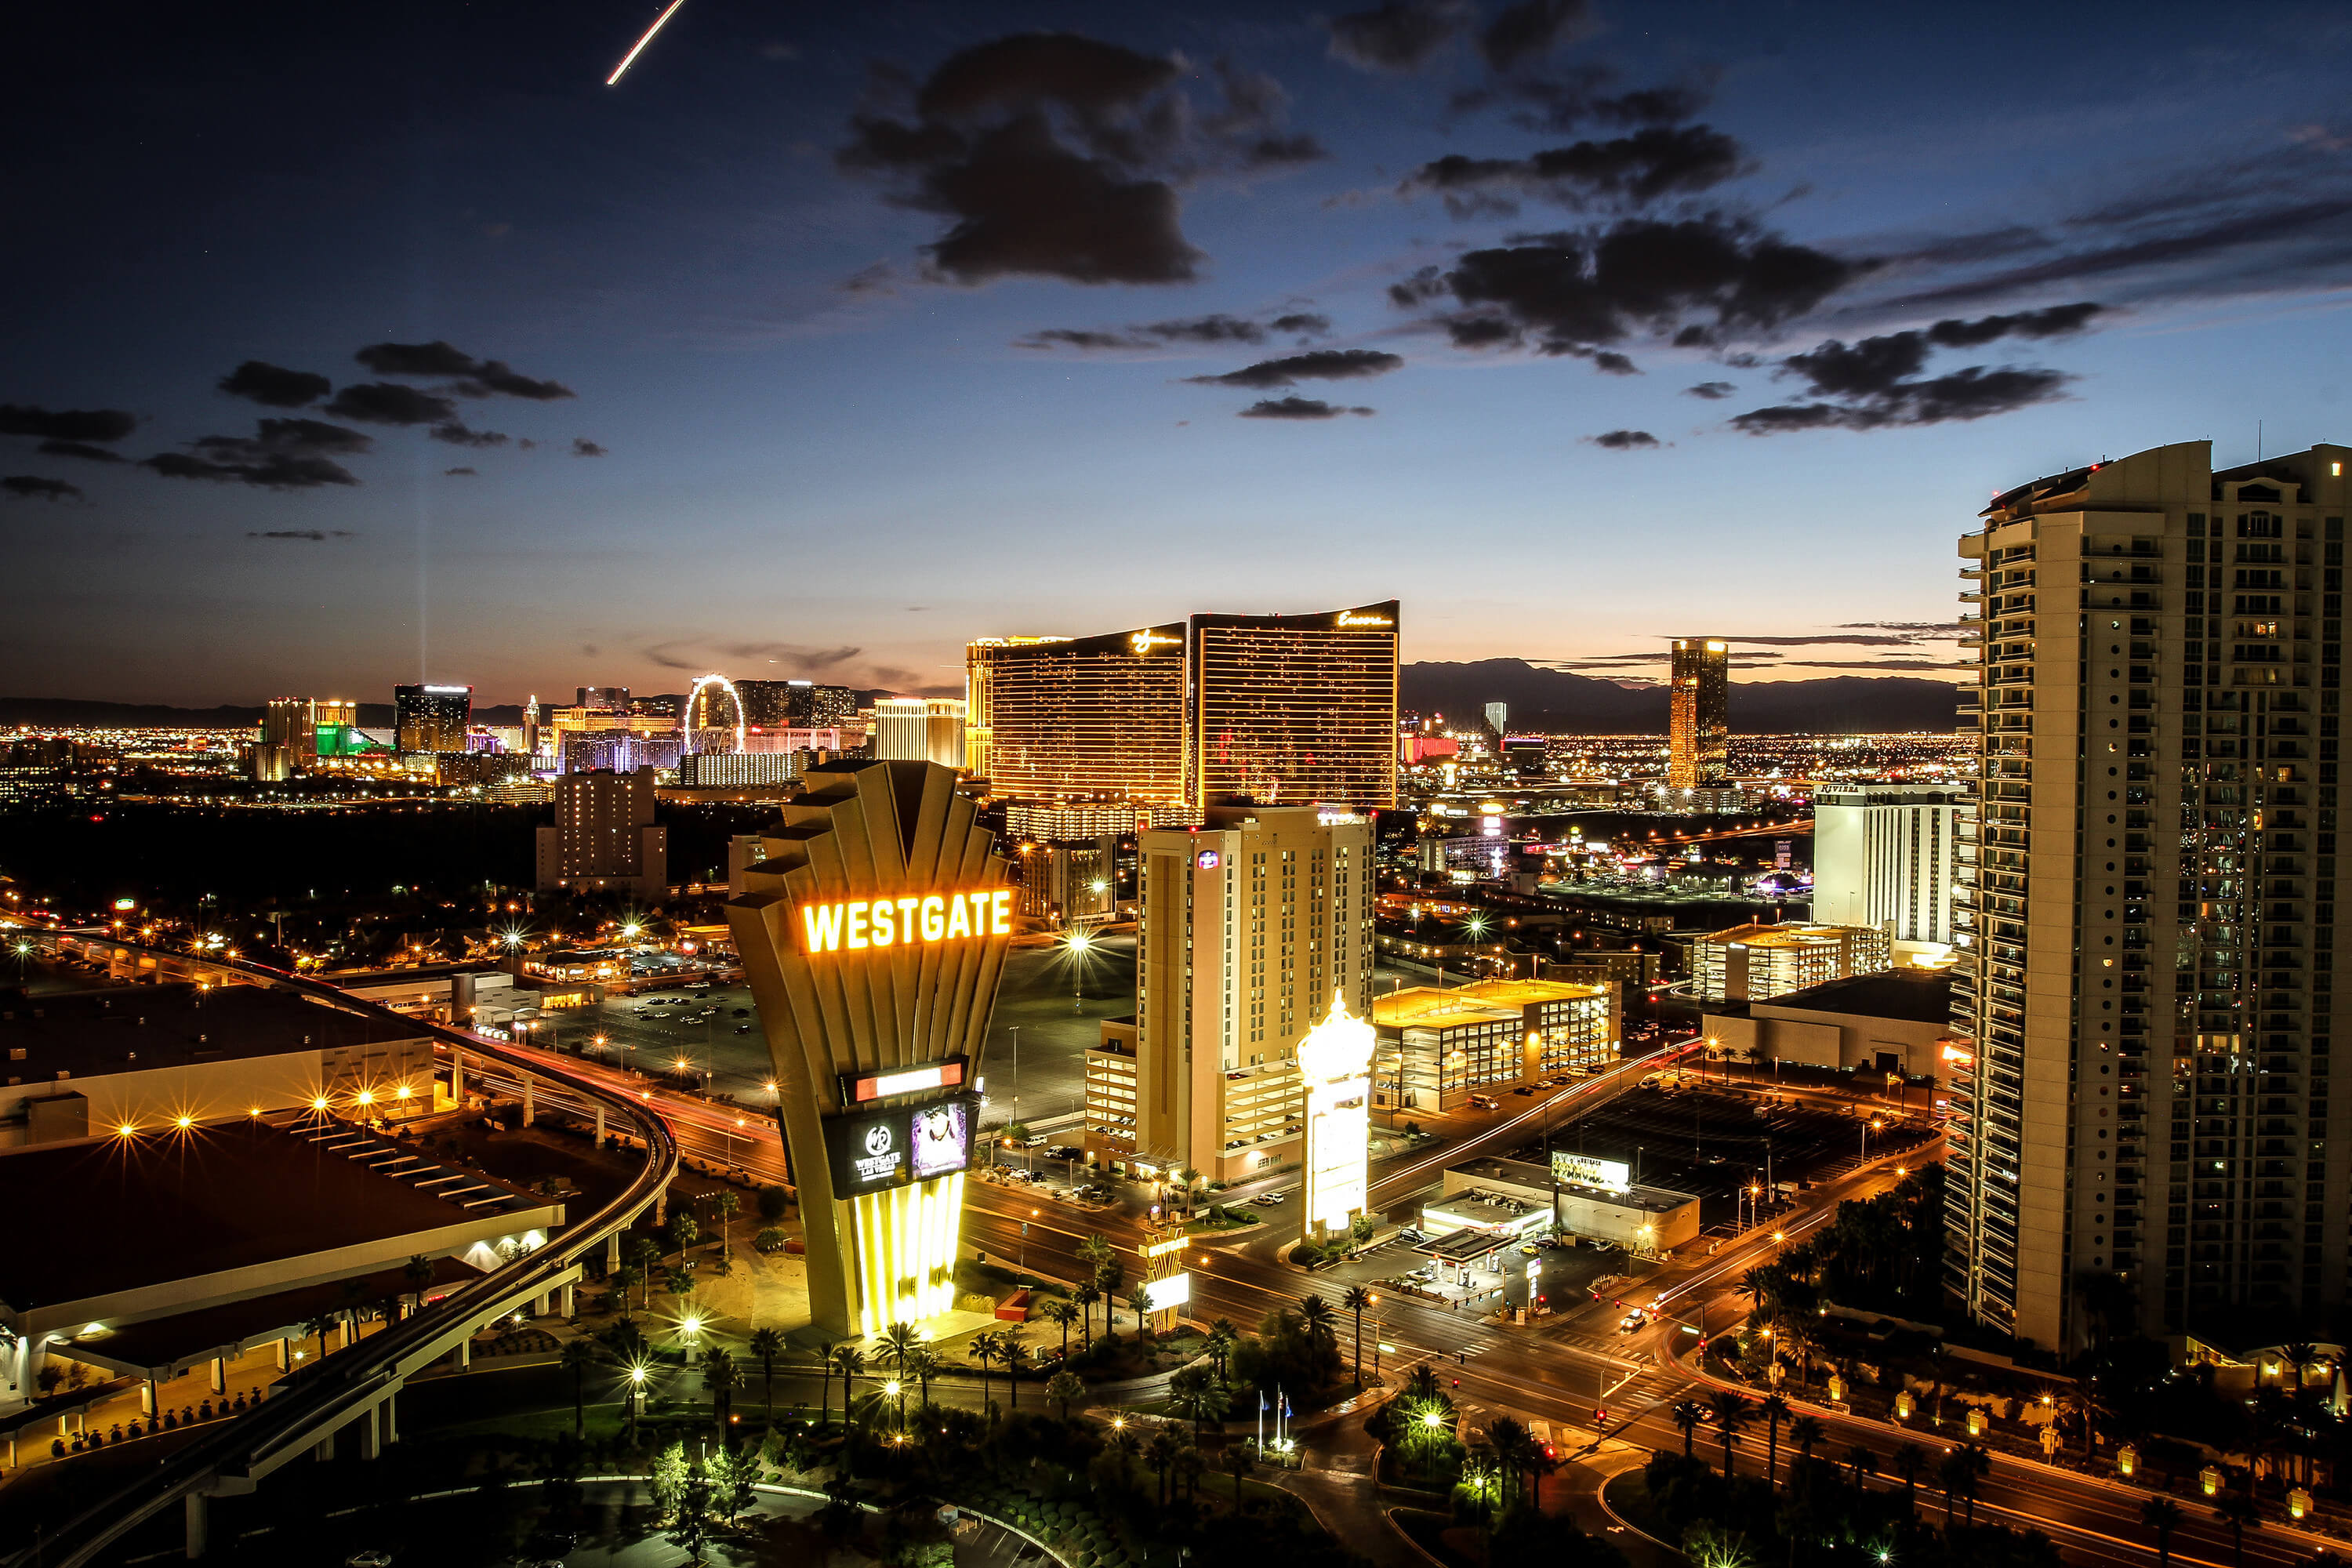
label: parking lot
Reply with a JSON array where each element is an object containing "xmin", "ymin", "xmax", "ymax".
[{"xmin": 1508, "ymin": 1081, "xmax": 1936, "ymax": 1230}]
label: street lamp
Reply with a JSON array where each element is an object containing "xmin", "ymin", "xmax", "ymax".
[{"xmin": 1065, "ymin": 929, "xmax": 1093, "ymax": 1011}]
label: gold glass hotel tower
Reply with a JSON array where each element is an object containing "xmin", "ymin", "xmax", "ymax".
[
  {"xmin": 726, "ymin": 760, "xmax": 1014, "ymax": 1338},
  {"xmin": 1667, "ymin": 638, "xmax": 1729, "ymax": 789},
  {"xmin": 965, "ymin": 602, "xmax": 1400, "ymax": 812},
  {"xmin": 1949, "ymin": 441, "xmax": 2352, "ymax": 1354},
  {"xmin": 965, "ymin": 626, "xmax": 1188, "ymax": 804},
  {"xmin": 1189, "ymin": 602, "xmax": 1400, "ymax": 809}
]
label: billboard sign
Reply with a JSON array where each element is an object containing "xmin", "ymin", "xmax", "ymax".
[
  {"xmin": 1142, "ymin": 1272, "xmax": 1191, "ymax": 1312},
  {"xmin": 823, "ymin": 1092, "xmax": 979, "ymax": 1192},
  {"xmin": 1551, "ymin": 1151, "xmax": 1632, "ymax": 1193}
]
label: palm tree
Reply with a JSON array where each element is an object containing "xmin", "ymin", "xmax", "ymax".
[
  {"xmin": 1671, "ymin": 1399, "xmax": 1708, "ymax": 1460},
  {"xmin": 1046, "ymin": 1369, "xmax": 1086, "ymax": 1420},
  {"xmin": 710, "ymin": 1191, "xmax": 740, "ymax": 1263},
  {"xmin": 880, "ymin": 1321, "xmax": 922, "ymax": 1387},
  {"xmin": 1041, "ymin": 1298, "xmax": 1080, "ymax": 1357},
  {"xmin": 1341, "ymin": 1285, "xmax": 1374, "ymax": 1385},
  {"xmin": 401, "ymin": 1254, "xmax": 434, "ymax": 1316},
  {"xmin": 560, "ymin": 1338, "xmax": 598, "ymax": 1438},
  {"xmin": 1787, "ymin": 1414, "xmax": 1826, "ymax": 1471},
  {"xmin": 1938, "ymin": 1443, "xmax": 1991, "ymax": 1528},
  {"xmin": 746, "ymin": 1327, "xmax": 784, "ymax": 1428},
  {"xmin": 1297, "ymin": 1294, "xmax": 1339, "ymax": 1354},
  {"xmin": 1145, "ymin": 1429, "xmax": 1178, "ymax": 1509},
  {"xmin": 2213, "ymin": 1491, "xmax": 2260, "ymax": 1568},
  {"xmin": 1843, "ymin": 1444, "xmax": 1876, "ymax": 1487},
  {"xmin": 1074, "ymin": 1284, "xmax": 1101, "ymax": 1347},
  {"xmin": 814, "ymin": 1338, "xmax": 839, "ymax": 1426},
  {"xmin": 612, "ymin": 1265, "xmax": 644, "ymax": 1320},
  {"xmin": 1078, "ymin": 1232, "xmax": 1116, "ymax": 1276},
  {"xmin": 1708, "ymin": 1390, "xmax": 1753, "ymax": 1479},
  {"xmin": 1759, "ymin": 1391, "xmax": 1791, "ymax": 1483},
  {"xmin": 305, "ymin": 1312, "xmax": 336, "ymax": 1371},
  {"xmin": 906, "ymin": 1345, "xmax": 942, "ymax": 1410},
  {"xmin": 1174, "ymin": 1441, "xmax": 1206, "ymax": 1503},
  {"xmin": 1222, "ymin": 1439, "xmax": 1255, "ymax": 1504},
  {"xmin": 1207, "ymin": 1319, "xmax": 1240, "ymax": 1380},
  {"xmin": 1000, "ymin": 1332, "xmax": 1030, "ymax": 1407},
  {"xmin": 1110, "ymin": 1424, "xmax": 1144, "ymax": 1486},
  {"xmin": 702, "ymin": 1346, "xmax": 739, "ymax": 1435},
  {"xmin": 829, "ymin": 1344, "xmax": 866, "ymax": 1425},
  {"xmin": 968, "ymin": 1330, "xmax": 1001, "ymax": 1414},
  {"xmin": 2142, "ymin": 1496, "xmax": 2183, "ymax": 1568},
  {"xmin": 1168, "ymin": 1366, "xmax": 1228, "ymax": 1436},
  {"xmin": 1098, "ymin": 1263, "xmax": 1128, "ymax": 1332},
  {"xmin": 1891, "ymin": 1443, "xmax": 1927, "ymax": 1514}
]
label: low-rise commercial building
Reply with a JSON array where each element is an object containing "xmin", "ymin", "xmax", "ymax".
[
  {"xmin": 1702, "ymin": 968, "xmax": 1958, "ymax": 1094},
  {"xmin": 1692, "ymin": 920, "xmax": 1892, "ymax": 1002},
  {"xmin": 0, "ymin": 1116, "xmax": 559, "ymax": 1414},
  {"xmin": 0, "ymin": 984, "xmax": 436, "ymax": 1149},
  {"xmin": 1423, "ymin": 1155, "xmax": 1701, "ymax": 1254},
  {"xmin": 1370, "ymin": 978, "xmax": 1617, "ymax": 1112}
]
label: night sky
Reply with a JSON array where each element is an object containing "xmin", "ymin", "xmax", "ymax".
[{"xmin": 5, "ymin": 1, "xmax": 2348, "ymax": 706}]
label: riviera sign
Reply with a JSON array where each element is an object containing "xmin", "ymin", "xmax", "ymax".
[{"xmin": 800, "ymin": 890, "xmax": 1014, "ymax": 953}]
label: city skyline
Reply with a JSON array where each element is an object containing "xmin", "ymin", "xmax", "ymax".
[{"xmin": 6, "ymin": 1, "xmax": 2349, "ymax": 703}]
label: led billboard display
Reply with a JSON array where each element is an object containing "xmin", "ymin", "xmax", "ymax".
[{"xmin": 822, "ymin": 1092, "xmax": 979, "ymax": 1194}]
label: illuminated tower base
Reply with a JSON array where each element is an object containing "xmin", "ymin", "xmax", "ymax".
[{"xmin": 844, "ymin": 1171, "xmax": 967, "ymax": 1338}]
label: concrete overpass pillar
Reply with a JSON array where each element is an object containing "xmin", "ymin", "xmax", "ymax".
[
  {"xmin": 142, "ymin": 1379, "xmax": 157, "ymax": 1416},
  {"xmin": 559, "ymin": 1282, "xmax": 576, "ymax": 1318},
  {"xmin": 184, "ymin": 1493, "xmax": 208, "ymax": 1559},
  {"xmin": 358, "ymin": 1406, "xmax": 381, "ymax": 1461},
  {"xmin": 449, "ymin": 1050, "xmax": 465, "ymax": 1105},
  {"xmin": 275, "ymin": 1339, "xmax": 290, "ymax": 1372},
  {"xmin": 594, "ymin": 1105, "xmax": 606, "ymax": 1145},
  {"xmin": 521, "ymin": 1073, "xmax": 535, "ymax": 1127},
  {"xmin": 605, "ymin": 1232, "xmax": 622, "ymax": 1271},
  {"xmin": 654, "ymin": 1178, "xmax": 670, "ymax": 1227},
  {"xmin": 209, "ymin": 1357, "xmax": 226, "ymax": 1394},
  {"xmin": 457, "ymin": 1336, "xmax": 471, "ymax": 1369},
  {"xmin": 381, "ymin": 1392, "xmax": 398, "ymax": 1446},
  {"xmin": 314, "ymin": 1431, "xmax": 333, "ymax": 1462}
]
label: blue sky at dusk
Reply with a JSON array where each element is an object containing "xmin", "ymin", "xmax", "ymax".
[{"xmin": 5, "ymin": 0, "xmax": 2349, "ymax": 706}]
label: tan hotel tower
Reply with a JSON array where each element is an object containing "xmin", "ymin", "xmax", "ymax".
[{"xmin": 1088, "ymin": 804, "xmax": 1375, "ymax": 1181}]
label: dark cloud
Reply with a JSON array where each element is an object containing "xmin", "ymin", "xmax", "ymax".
[
  {"xmin": 430, "ymin": 421, "xmax": 510, "ymax": 448},
  {"xmin": 1238, "ymin": 397, "xmax": 1375, "ymax": 419},
  {"xmin": 1402, "ymin": 125, "xmax": 1745, "ymax": 217},
  {"xmin": 37, "ymin": 439, "xmax": 126, "ymax": 463},
  {"xmin": 1187, "ymin": 349, "xmax": 1403, "ymax": 389},
  {"xmin": 839, "ymin": 34, "xmax": 1316, "ymax": 286},
  {"xmin": 323, "ymin": 382, "xmax": 456, "ymax": 426},
  {"xmin": 1685, "ymin": 380, "xmax": 1736, "ymax": 399},
  {"xmin": 448, "ymin": 362, "xmax": 574, "ymax": 401},
  {"xmin": 1478, "ymin": 0, "xmax": 1593, "ymax": 72},
  {"xmin": 445, "ymin": 466, "xmax": 479, "ymax": 477},
  {"xmin": 245, "ymin": 529, "xmax": 354, "ymax": 541},
  {"xmin": 355, "ymin": 340, "xmax": 478, "ymax": 377},
  {"xmin": 1780, "ymin": 657, "xmax": 1975, "ymax": 671},
  {"xmin": 1406, "ymin": 216, "xmax": 1864, "ymax": 358},
  {"xmin": 2, "ymin": 475, "xmax": 82, "ymax": 502},
  {"xmin": 1453, "ymin": 67, "xmax": 1715, "ymax": 135},
  {"xmin": 1716, "ymin": 632, "xmax": 1940, "ymax": 647},
  {"xmin": 217, "ymin": 361, "xmax": 332, "ymax": 408},
  {"xmin": 1017, "ymin": 310, "xmax": 1331, "ymax": 351},
  {"xmin": 572, "ymin": 438, "xmax": 608, "ymax": 457},
  {"xmin": 1839, "ymin": 620, "xmax": 1969, "ymax": 634},
  {"xmin": 143, "ymin": 418, "xmax": 369, "ymax": 489},
  {"xmin": 1326, "ymin": 0, "xmax": 1469, "ymax": 71},
  {"xmin": 196, "ymin": 418, "xmax": 372, "ymax": 456},
  {"xmin": 354, "ymin": 341, "xmax": 574, "ymax": 400},
  {"xmin": 1585, "ymin": 428, "xmax": 1658, "ymax": 448},
  {"xmin": 0, "ymin": 405, "xmax": 136, "ymax": 443},
  {"xmin": 1728, "ymin": 303, "xmax": 2100, "ymax": 434},
  {"xmin": 1592, "ymin": 350, "xmax": 1636, "ymax": 374},
  {"xmin": 1731, "ymin": 367, "xmax": 2071, "ymax": 434}
]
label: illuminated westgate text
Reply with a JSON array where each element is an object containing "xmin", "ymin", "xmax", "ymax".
[{"xmin": 800, "ymin": 890, "xmax": 1013, "ymax": 954}]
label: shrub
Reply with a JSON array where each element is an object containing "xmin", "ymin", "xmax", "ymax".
[
  {"xmin": 754, "ymin": 1227, "xmax": 789, "ymax": 1254},
  {"xmin": 757, "ymin": 1185, "xmax": 791, "ymax": 1222}
]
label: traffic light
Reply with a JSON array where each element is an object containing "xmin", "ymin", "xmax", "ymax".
[{"xmin": 1594, "ymin": 1408, "xmax": 1609, "ymax": 1428}]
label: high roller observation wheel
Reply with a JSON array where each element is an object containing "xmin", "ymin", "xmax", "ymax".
[{"xmin": 684, "ymin": 672, "xmax": 746, "ymax": 754}]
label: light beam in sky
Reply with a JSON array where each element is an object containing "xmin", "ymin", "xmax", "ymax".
[{"xmin": 605, "ymin": 0, "xmax": 688, "ymax": 86}]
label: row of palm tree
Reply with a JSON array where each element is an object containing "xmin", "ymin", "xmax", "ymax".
[{"xmin": 1669, "ymin": 1390, "xmax": 1994, "ymax": 1526}]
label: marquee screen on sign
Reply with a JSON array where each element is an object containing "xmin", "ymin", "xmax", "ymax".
[
  {"xmin": 800, "ymin": 890, "xmax": 1012, "ymax": 953},
  {"xmin": 823, "ymin": 1093, "xmax": 980, "ymax": 1192}
]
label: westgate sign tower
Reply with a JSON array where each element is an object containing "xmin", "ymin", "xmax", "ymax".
[{"xmin": 727, "ymin": 760, "xmax": 1014, "ymax": 1338}]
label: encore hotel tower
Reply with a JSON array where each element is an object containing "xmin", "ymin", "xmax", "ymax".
[
  {"xmin": 966, "ymin": 602, "xmax": 1400, "ymax": 813},
  {"xmin": 1948, "ymin": 439, "xmax": 2352, "ymax": 1355}
]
